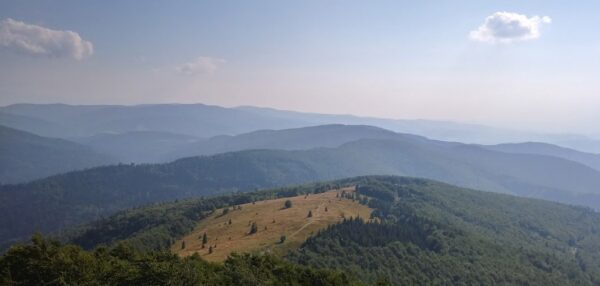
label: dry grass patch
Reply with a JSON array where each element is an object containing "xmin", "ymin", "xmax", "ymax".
[{"xmin": 172, "ymin": 187, "xmax": 373, "ymax": 262}]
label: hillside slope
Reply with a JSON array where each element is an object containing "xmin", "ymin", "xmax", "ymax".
[
  {"xmin": 3, "ymin": 137, "xmax": 600, "ymax": 250},
  {"xmin": 61, "ymin": 176, "xmax": 600, "ymax": 285},
  {"xmin": 288, "ymin": 176, "xmax": 600, "ymax": 285},
  {"xmin": 0, "ymin": 125, "xmax": 115, "ymax": 184},
  {"xmin": 173, "ymin": 187, "xmax": 373, "ymax": 261}
]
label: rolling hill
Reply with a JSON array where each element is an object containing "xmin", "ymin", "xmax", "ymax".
[
  {"xmin": 0, "ymin": 125, "xmax": 115, "ymax": 184},
  {"xmin": 173, "ymin": 187, "xmax": 373, "ymax": 262},
  {"xmin": 2, "ymin": 132, "xmax": 600, "ymax": 250},
  {"xmin": 484, "ymin": 142, "xmax": 600, "ymax": 171},
  {"xmin": 71, "ymin": 131, "xmax": 200, "ymax": 163},
  {"xmin": 53, "ymin": 176, "xmax": 600, "ymax": 285},
  {"xmin": 164, "ymin": 124, "xmax": 407, "ymax": 161}
]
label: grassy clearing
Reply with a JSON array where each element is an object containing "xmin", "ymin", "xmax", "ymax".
[{"xmin": 172, "ymin": 187, "xmax": 373, "ymax": 262}]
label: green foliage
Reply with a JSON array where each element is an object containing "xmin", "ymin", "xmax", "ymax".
[
  {"xmin": 0, "ymin": 150, "xmax": 348, "ymax": 249},
  {"xmin": 15, "ymin": 175, "xmax": 600, "ymax": 285},
  {"xmin": 287, "ymin": 176, "xmax": 600, "ymax": 285},
  {"xmin": 59, "ymin": 182, "xmax": 341, "ymax": 252},
  {"xmin": 0, "ymin": 235, "xmax": 359, "ymax": 285},
  {"xmin": 5, "ymin": 135, "xmax": 600, "ymax": 250}
]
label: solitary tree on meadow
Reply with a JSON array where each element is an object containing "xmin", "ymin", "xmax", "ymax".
[
  {"xmin": 284, "ymin": 200, "xmax": 292, "ymax": 209},
  {"xmin": 249, "ymin": 222, "xmax": 258, "ymax": 234}
]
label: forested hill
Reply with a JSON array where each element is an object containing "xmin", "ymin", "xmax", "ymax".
[
  {"xmin": 288, "ymin": 176, "xmax": 600, "ymax": 285},
  {"xmin": 21, "ymin": 176, "xmax": 600, "ymax": 285},
  {"xmin": 3, "ymin": 137, "xmax": 600, "ymax": 251},
  {"xmin": 0, "ymin": 125, "xmax": 115, "ymax": 184}
]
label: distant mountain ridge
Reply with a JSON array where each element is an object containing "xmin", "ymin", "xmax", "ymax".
[
  {"xmin": 2, "ymin": 125, "xmax": 600, "ymax": 249},
  {"xmin": 2, "ymin": 103, "xmax": 600, "ymax": 153},
  {"xmin": 71, "ymin": 131, "xmax": 200, "ymax": 163},
  {"xmin": 483, "ymin": 142, "xmax": 600, "ymax": 172},
  {"xmin": 0, "ymin": 125, "xmax": 116, "ymax": 184},
  {"xmin": 164, "ymin": 124, "xmax": 418, "ymax": 161}
]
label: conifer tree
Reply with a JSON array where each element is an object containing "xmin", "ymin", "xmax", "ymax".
[
  {"xmin": 201, "ymin": 232, "xmax": 208, "ymax": 249},
  {"xmin": 249, "ymin": 222, "xmax": 258, "ymax": 234}
]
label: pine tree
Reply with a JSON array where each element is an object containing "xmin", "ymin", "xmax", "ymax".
[
  {"xmin": 284, "ymin": 200, "xmax": 292, "ymax": 209},
  {"xmin": 208, "ymin": 246, "xmax": 213, "ymax": 254},
  {"xmin": 307, "ymin": 210, "xmax": 313, "ymax": 218},
  {"xmin": 228, "ymin": 218, "xmax": 232, "ymax": 225},
  {"xmin": 201, "ymin": 232, "xmax": 208, "ymax": 248},
  {"xmin": 181, "ymin": 241, "xmax": 186, "ymax": 249},
  {"xmin": 280, "ymin": 235, "xmax": 287, "ymax": 244}
]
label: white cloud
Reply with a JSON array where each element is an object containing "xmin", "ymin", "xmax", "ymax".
[
  {"xmin": 470, "ymin": 12, "xmax": 551, "ymax": 44},
  {"xmin": 0, "ymin": 18, "xmax": 93, "ymax": 60},
  {"xmin": 176, "ymin": 57, "xmax": 225, "ymax": 75}
]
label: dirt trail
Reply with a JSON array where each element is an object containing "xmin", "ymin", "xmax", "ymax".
[{"xmin": 288, "ymin": 201, "xmax": 324, "ymax": 239}]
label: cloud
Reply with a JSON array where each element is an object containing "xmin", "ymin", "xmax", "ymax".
[
  {"xmin": 176, "ymin": 57, "xmax": 225, "ymax": 75},
  {"xmin": 0, "ymin": 18, "xmax": 93, "ymax": 60},
  {"xmin": 470, "ymin": 12, "xmax": 551, "ymax": 44}
]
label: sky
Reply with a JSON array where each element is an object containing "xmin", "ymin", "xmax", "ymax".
[{"xmin": 0, "ymin": 1, "xmax": 599, "ymax": 135}]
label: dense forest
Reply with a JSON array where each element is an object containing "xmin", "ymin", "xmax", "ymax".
[
  {"xmin": 2, "ymin": 176, "xmax": 593, "ymax": 285},
  {"xmin": 289, "ymin": 177, "xmax": 600, "ymax": 285},
  {"xmin": 0, "ymin": 234, "xmax": 360, "ymax": 285}
]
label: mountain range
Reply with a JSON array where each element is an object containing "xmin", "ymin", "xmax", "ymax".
[
  {"xmin": 3, "ymin": 124, "xmax": 600, "ymax": 251},
  {"xmin": 2, "ymin": 103, "xmax": 600, "ymax": 156}
]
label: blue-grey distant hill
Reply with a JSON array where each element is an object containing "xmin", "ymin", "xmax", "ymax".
[
  {"xmin": 164, "ymin": 124, "xmax": 422, "ymax": 161},
  {"xmin": 2, "ymin": 103, "xmax": 600, "ymax": 154},
  {"xmin": 0, "ymin": 125, "xmax": 116, "ymax": 184},
  {"xmin": 71, "ymin": 131, "xmax": 200, "ymax": 163},
  {"xmin": 482, "ymin": 142, "xmax": 600, "ymax": 172}
]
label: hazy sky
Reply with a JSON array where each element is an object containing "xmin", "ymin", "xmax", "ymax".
[{"xmin": 1, "ymin": 1, "xmax": 599, "ymax": 134}]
